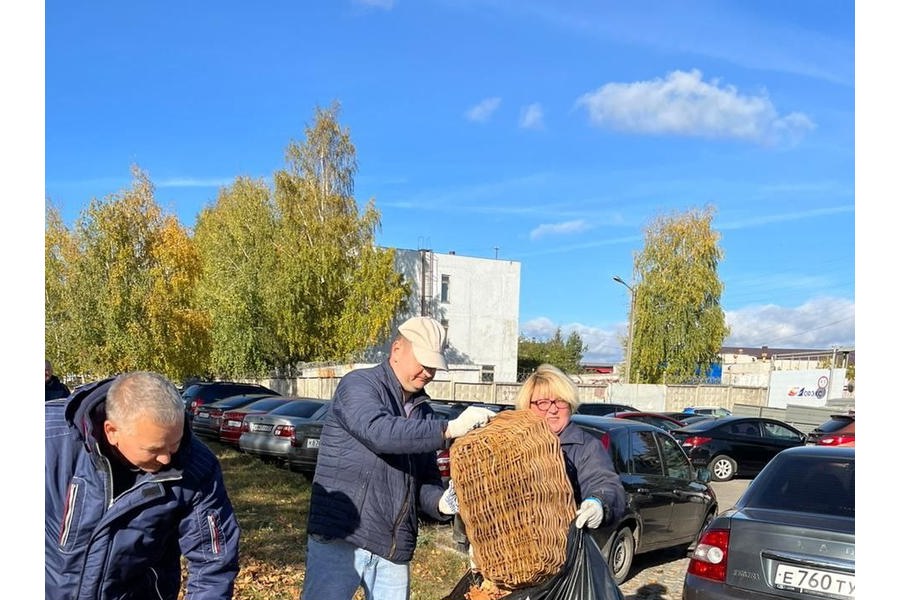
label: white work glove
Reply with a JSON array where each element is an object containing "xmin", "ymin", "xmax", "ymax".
[
  {"xmin": 445, "ymin": 406, "xmax": 495, "ymax": 439},
  {"xmin": 439, "ymin": 479, "xmax": 459, "ymax": 515},
  {"xmin": 575, "ymin": 497, "xmax": 604, "ymax": 529}
]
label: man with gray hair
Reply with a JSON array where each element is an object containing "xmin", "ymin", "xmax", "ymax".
[{"xmin": 45, "ymin": 371, "xmax": 241, "ymax": 599}]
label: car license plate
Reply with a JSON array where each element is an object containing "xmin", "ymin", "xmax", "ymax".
[
  {"xmin": 250, "ymin": 423, "xmax": 273, "ymax": 433},
  {"xmin": 306, "ymin": 439, "xmax": 319, "ymax": 449},
  {"xmin": 774, "ymin": 563, "xmax": 855, "ymax": 598},
  {"xmin": 226, "ymin": 420, "xmax": 241, "ymax": 428},
  {"xmin": 197, "ymin": 412, "xmax": 209, "ymax": 419}
]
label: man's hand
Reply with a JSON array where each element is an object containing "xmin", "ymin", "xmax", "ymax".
[
  {"xmin": 575, "ymin": 497, "xmax": 604, "ymax": 529},
  {"xmin": 439, "ymin": 480, "xmax": 459, "ymax": 515},
  {"xmin": 445, "ymin": 406, "xmax": 495, "ymax": 439}
]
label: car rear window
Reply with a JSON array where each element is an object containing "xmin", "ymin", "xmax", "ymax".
[
  {"xmin": 268, "ymin": 401, "xmax": 325, "ymax": 418},
  {"xmin": 817, "ymin": 416, "xmax": 854, "ymax": 432},
  {"xmin": 746, "ymin": 455, "xmax": 854, "ymax": 518}
]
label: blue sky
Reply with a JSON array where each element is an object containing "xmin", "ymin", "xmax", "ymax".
[{"xmin": 42, "ymin": 0, "xmax": 857, "ymax": 364}]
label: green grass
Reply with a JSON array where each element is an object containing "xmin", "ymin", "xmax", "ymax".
[{"xmin": 192, "ymin": 441, "xmax": 468, "ymax": 600}]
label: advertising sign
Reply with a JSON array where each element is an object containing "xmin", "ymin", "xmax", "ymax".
[{"xmin": 766, "ymin": 369, "xmax": 847, "ymax": 408}]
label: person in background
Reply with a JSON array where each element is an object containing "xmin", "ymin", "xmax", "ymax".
[
  {"xmin": 45, "ymin": 371, "xmax": 241, "ymax": 600},
  {"xmin": 516, "ymin": 363, "xmax": 626, "ymax": 530},
  {"xmin": 301, "ymin": 316, "xmax": 496, "ymax": 600},
  {"xmin": 45, "ymin": 359, "xmax": 70, "ymax": 401}
]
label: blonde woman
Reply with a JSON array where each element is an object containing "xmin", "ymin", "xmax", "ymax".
[{"xmin": 516, "ymin": 364, "xmax": 626, "ymax": 529}]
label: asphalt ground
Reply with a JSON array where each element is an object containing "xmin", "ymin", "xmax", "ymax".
[{"xmin": 617, "ymin": 478, "xmax": 750, "ymax": 600}]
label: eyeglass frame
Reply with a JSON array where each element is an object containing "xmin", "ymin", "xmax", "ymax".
[{"xmin": 530, "ymin": 398, "xmax": 571, "ymax": 412}]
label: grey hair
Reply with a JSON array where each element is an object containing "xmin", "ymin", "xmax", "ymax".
[{"xmin": 106, "ymin": 371, "xmax": 185, "ymax": 432}]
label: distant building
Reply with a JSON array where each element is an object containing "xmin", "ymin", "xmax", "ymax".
[{"xmin": 364, "ymin": 248, "xmax": 521, "ymax": 383}]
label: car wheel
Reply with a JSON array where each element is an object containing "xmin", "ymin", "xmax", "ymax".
[
  {"xmin": 710, "ymin": 455, "xmax": 737, "ymax": 482},
  {"xmin": 604, "ymin": 526, "xmax": 635, "ymax": 585}
]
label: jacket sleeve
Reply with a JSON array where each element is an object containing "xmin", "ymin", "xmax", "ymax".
[
  {"xmin": 178, "ymin": 456, "xmax": 241, "ymax": 600},
  {"xmin": 572, "ymin": 433, "xmax": 627, "ymax": 525}
]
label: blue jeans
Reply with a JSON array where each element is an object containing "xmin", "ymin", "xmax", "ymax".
[{"xmin": 301, "ymin": 535, "xmax": 410, "ymax": 600}]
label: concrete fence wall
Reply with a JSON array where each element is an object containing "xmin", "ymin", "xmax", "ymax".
[{"xmin": 261, "ymin": 376, "xmax": 774, "ymax": 413}]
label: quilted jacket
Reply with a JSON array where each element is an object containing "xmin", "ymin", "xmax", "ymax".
[
  {"xmin": 45, "ymin": 378, "xmax": 240, "ymax": 600},
  {"xmin": 306, "ymin": 361, "xmax": 449, "ymax": 562}
]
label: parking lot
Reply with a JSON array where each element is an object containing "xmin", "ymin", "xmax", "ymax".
[{"xmin": 617, "ymin": 478, "xmax": 750, "ymax": 600}]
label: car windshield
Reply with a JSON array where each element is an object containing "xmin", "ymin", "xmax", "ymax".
[{"xmin": 745, "ymin": 455, "xmax": 854, "ymax": 518}]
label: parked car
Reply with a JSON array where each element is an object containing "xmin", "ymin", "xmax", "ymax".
[
  {"xmin": 683, "ymin": 445, "xmax": 854, "ymax": 600},
  {"xmin": 571, "ymin": 415, "xmax": 719, "ymax": 585},
  {"xmin": 218, "ymin": 397, "xmax": 294, "ymax": 446},
  {"xmin": 575, "ymin": 402, "xmax": 638, "ymax": 416},
  {"xmin": 673, "ymin": 416, "xmax": 808, "ymax": 482},
  {"xmin": 685, "ymin": 406, "xmax": 732, "ymax": 417},
  {"xmin": 608, "ymin": 411, "xmax": 686, "ymax": 433},
  {"xmin": 238, "ymin": 399, "xmax": 328, "ymax": 463},
  {"xmin": 182, "ymin": 381, "xmax": 280, "ymax": 420},
  {"xmin": 806, "ymin": 412, "xmax": 855, "ymax": 447},
  {"xmin": 191, "ymin": 393, "xmax": 278, "ymax": 440}
]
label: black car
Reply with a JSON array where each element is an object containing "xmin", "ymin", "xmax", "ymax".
[
  {"xmin": 683, "ymin": 446, "xmax": 854, "ymax": 599},
  {"xmin": 182, "ymin": 381, "xmax": 280, "ymax": 420},
  {"xmin": 570, "ymin": 415, "xmax": 718, "ymax": 585},
  {"xmin": 672, "ymin": 416, "xmax": 808, "ymax": 482},
  {"xmin": 576, "ymin": 402, "xmax": 638, "ymax": 416}
]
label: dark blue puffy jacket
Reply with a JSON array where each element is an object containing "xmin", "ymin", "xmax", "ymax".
[
  {"xmin": 45, "ymin": 378, "xmax": 241, "ymax": 600},
  {"xmin": 306, "ymin": 361, "xmax": 449, "ymax": 562}
]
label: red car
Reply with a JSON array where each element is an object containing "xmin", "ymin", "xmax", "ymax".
[{"xmin": 219, "ymin": 397, "xmax": 293, "ymax": 446}]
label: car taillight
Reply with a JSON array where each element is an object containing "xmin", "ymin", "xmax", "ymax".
[
  {"xmin": 683, "ymin": 435, "xmax": 712, "ymax": 448},
  {"xmin": 274, "ymin": 425, "xmax": 295, "ymax": 437},
  {"xmin": 436, "ymin": 449, "xmax": 451, "ymax": 478},
  {"xmin": 598, "ymin": 432, "xmax": 611, "ymax": 451},
  {"xmin": 818, "ymin": 434, "xmax": 854, "ymax": 446},
  {"xmin": 688, "ymin": 528, "xmax": 729, "ymax": 582},
  {"xmin": 190, "ymin": 400, "xmax": 201, "ymax": 416},
  {"xmin": 241, "ymin": 421, "xmax": 251, "ymax": 432}
]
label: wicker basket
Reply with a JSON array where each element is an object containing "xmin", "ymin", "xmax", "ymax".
[{"xmin": 449, "ymin": 410, "xmax": 575, "ymax": 589}]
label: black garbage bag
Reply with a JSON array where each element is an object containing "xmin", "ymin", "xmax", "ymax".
[{"xmin": 442, "ymin": 523, "xmax": 625, "ymax": 600}]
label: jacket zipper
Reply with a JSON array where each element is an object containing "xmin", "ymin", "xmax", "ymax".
[
  {"xmin": 207, "ymin": 513, "xmax": 222, "ymax": 555},
  {"xmin": 59, "ymin": 481, "xmax": 79, "ymax": 546}
]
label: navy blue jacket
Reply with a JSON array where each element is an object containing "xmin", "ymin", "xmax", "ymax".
[
  {"xmin": 45, "ymin": 378, "xmax": 240, "ymax": 600},
  {"xmin": 558, "ymin": 421, "xmax": 627, "ymax": 525},
  {"xmin": 46, "ymin": 375, "xmax": 70, "ymax": 401},
  {"xmin": 306, "ymin": 361, "xmax": 449, "ymax": 562}
]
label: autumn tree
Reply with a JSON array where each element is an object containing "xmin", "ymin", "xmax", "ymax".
[
  {"xmin": 193, "ymin": 177, "xmax": 278, "ymax": 377},
  {"xmin": 269, "ymin": 102, "xmax": 407, "ymax": 364},
  {"xmin": 517, "ymin": 328, "xmax": 587, "ymax": 380},
  {"xmin": 44, "ymin": 167, "xmax": 210, "ymax": 381},
  {"xmin": 629, "ymin": 206, "xmax": 729, "ymax": 384},
  {"xmin": 194, "ymin": 102, "xmax": 408, "ymax": 375}
]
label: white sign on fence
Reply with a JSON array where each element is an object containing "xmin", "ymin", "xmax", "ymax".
[{"xmin": 766, "ymin": 368, "xmax": 847, "ymax": 408}]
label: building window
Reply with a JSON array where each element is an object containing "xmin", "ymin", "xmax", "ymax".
[
  {"xmin": 440, "ymin": 274, "xmax": 450, "ymax": 303},
  {"xmin": 481, "ymin": 365, "xmax": 494, "ymax": 383}
]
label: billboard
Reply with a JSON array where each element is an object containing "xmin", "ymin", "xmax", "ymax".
[{"xmin": 766, "ymin": 369, "xmax": 847, "ymax": 408}]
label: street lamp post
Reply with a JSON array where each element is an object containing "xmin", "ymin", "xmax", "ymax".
[{"xmin": 612, "ymin": 276, "xmax": 635, "ymax": 384}]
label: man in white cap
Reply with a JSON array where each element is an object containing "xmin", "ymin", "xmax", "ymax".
[{"xmin": 301, "ymin": 316, "xmax": 495, "ymax": 600}]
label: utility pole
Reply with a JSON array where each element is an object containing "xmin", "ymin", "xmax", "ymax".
[{"xmin": 612, "ymin": 276, "xmax": 635, "ymax": 384}]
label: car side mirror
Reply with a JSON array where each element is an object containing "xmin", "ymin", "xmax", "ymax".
[{"xmin": 696, "ymin": 467, "xmax": 712, "ymax": 484}]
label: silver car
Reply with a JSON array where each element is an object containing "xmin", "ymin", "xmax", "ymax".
[
  {"xmin": 683, "ymin": 445, "xmax": 854, "ymax": 599},
  {"xmin": 238, "ymin": 398, "xmax": 327, "ymax": 463}
]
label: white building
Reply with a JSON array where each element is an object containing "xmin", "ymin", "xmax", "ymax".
[{"xmin": 364, "ymin": 248, "xmax": 521, "ymax": 383}]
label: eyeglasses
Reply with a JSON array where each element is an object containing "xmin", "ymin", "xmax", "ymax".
[{"xmin": 530, "ymin": 398, "xmax": 570, "ymax": 412}]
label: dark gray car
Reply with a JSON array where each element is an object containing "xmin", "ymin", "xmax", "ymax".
[
  {"xmin": 683, "ymin": 445, "xmax": 854, "ymax": 599},
  {"xmin": 238, "ymin": 398, "xmax": 327, "ymax": 462}
]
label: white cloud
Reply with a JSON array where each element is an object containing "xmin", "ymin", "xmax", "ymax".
[
  {"xmin": 725, "ymin": 297, "xmax": 855, "ymax": 348},
  {"xmin": 465, "ymin": 97, "xmax": 502, "ymax": 123},
  {"xmin": 575, "ymin": 69, "xmax": 815, "ymax": 145},
  {"xmin": 521, "ymin": 296, "xmax": 854, "ymax": 365},
  {"xmin": 519, "ymin": 103, "xmax": 544, "ymax": 129},
  {"xmin": 529, "ymin": 219, "xmax": 590, "ymax": 240}
]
